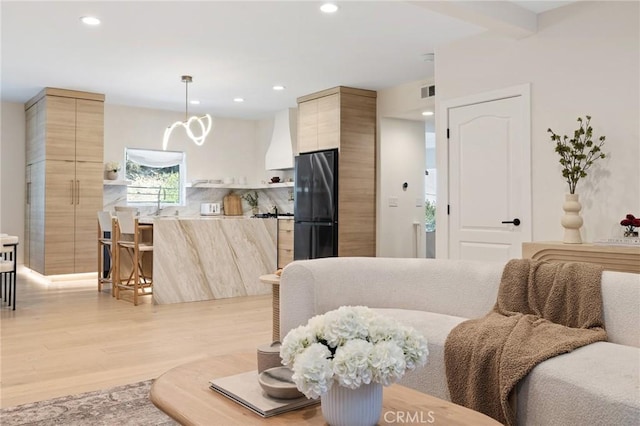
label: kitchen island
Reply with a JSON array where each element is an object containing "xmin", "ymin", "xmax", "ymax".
[{"xmin": 152, "ymin": 217, "xmax": 276, "ymax": 304}]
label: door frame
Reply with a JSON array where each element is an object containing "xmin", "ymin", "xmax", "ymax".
[{"xmin": 435, "ymin": 84, "xmax": 532, "ymax": 259}]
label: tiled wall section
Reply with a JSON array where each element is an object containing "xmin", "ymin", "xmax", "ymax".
[{"xmin": 104, "ymin": 185, "xmax": 294, "ymax": 217}]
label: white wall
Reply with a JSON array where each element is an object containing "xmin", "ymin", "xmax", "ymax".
[
  {"xmin": 377, "ymin": 117, "xmax": 426, "ymax": 258},
  {"xmin": 376, "ymin": 79, "xmax": 434, "ymax": 258},
  {"xmin": 435, "ymin": 1, "xmax": 639, "ymax": 244},
  {"xmin": 0, "ymin": 102, "xmax": 26, "ymax": 263},
  {"xmin": 105, "ymin": 104, "xmax": 269, "ymax": 185},
  {"xmin": 377, "ymin": 78, "xmax": 434, "ymax": 118}
]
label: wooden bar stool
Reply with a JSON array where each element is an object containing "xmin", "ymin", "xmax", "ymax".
[
  {"xmin": 115, "ymin": 211, "xmax": 153, "ymax": 305},
  {"xmin": 110, "ymin": 207, "xmax": 138, "ymax": 298},
  {"xmin": 97, "ymin": 211, "xmax": 114, "ymax": 293}
]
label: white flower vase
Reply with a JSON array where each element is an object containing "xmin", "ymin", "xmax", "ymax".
[
  {"xmin": 321, "ymin": 383, "xmax": 383, "ymax": 426},
  {"xmin": 106, "ymin": 170, "xmax": 118, "ymax": 180},
  {"xmin": 561, "ymin": 193, "xmax": 583, "ymax": 244}
]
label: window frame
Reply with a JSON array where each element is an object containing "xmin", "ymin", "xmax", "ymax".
[{"xmin": 124, "ymin": 147, "xmax": 187, "ymax": 207}]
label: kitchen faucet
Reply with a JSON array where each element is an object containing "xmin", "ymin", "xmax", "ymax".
[{"xmin": 155, "ymin": 187, "xmax": 166, "ymax": 216}]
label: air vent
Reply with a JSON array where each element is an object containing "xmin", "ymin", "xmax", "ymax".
[{"xmin": 420, "ymin": 85, "xmax": 436, "ymax": 99}]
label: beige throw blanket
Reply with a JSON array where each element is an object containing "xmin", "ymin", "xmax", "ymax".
[{"xmin": 444, "ymin": 259, "xmax": 606, "ymax": 426}]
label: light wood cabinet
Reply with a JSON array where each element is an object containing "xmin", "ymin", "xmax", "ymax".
[
  {"xmin": 297, "ymin": 100, "xmax": 318, "ymax": 153},
  {"xmin": 297, "ymin": 92, "xmax": 340, "ymax": 153},
  {"xmin": 297, "ymin": 86, "xmax": 377, "ymax": 257},
  {"xmin": 277, "ymin": 219, "xmax": 294, "ymax": 269},
  {"xmin": 25, "ymin": 88, "xmax": 105, "ymax": 275},
  {"xmin": 25, "ymin": 162, "xmax": 45, "ymax": 271}
]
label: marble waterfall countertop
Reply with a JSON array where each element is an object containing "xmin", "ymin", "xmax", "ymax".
[{"xmin": 152, "ymin": 217, "xmax": 277, "ymax": 304}]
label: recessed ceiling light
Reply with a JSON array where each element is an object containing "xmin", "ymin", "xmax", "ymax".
[
  {"xmin": 233, "ymin": 97, "xmax": 244, "ymax": 103},
  {"xmin": 273, "ymin": 85, "xmax": 286, "ymax": 91},
  {"xmin": 189, "ymin": 100, "xmax": 200, "ymax": 105},
  {"xmin": 80, "ymin": 16, "xmax": 101, "ymax": 26},
  {"xmin": 320, "ymin": 3, "xmax": 339, "ymax": 13},
  {"xmin": 421, "ymin": 111, "xmax": 434, "ymax": 116}
]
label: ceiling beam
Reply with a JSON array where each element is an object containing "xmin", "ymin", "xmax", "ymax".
[{"xmin": 410, "ymin": 1, "xmax": 537, "ymax": 39}]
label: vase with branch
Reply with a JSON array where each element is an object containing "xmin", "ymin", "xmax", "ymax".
[
  {"xmin": 547, "ymin": 115, "xmax": 606, "ymax": 244},
  {"xmin": 242, "ymin": 191, "xmax": 259, "ymax": 215}
]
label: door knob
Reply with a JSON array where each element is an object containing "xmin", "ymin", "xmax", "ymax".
[{"xmin": 501, "ymin": 218, "xmax": 521, "ymax": 226}]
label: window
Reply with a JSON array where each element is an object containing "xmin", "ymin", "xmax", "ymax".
[{"xmin": 125, "ymin": 148, "xmax": 186, "ymax": 206}]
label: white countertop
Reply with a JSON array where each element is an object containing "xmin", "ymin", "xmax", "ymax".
[{"xmin": 137, "ymin": 215, "xmax": 296, "ymax": 224}]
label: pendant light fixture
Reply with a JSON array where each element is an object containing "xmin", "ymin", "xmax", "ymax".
[{"xmin": 162, "ymin": 75, "xmax": 213, "ymax": 150}]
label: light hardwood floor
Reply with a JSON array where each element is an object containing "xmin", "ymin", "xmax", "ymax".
[{"xmin": 0, "ymin": 268, "xmax": 272, "ymax": 408}]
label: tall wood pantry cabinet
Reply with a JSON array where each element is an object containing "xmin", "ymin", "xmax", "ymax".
[
  {"xmin": 297, "ymin": 86, "xmax": 377, "ymax": 257},
  {"xmin": 24, "ymin": 88, "xmax": 105, "ymax": 275}
]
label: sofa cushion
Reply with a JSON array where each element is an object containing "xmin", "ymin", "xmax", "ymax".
[
  {"xmin": 518, "ymin": 341, "xmax": 640, "ymax": 425},
  {"xmin": 372, "ymin": 308, "xmax": 467, "ymax": 401},
  {"xmin": 601, "ymin": 271, "xmax": 640, "ymax": 347}
]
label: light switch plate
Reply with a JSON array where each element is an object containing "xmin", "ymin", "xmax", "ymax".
[
  {"xmin": 415, "ymin": 198, "xmax": 423, "ymax": 207},
  {"xmin": 388, "ymin": 196, "xmax": 398, "ymax": 207}
]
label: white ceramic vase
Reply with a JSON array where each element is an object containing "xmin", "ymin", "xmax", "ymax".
[
  {"xmin": 321, "ymin": 382, "xmax": 383, "ymax": 426},
  {"xmin": 106, "ymin": 170, "xmax": 118, "ymax": 180},
  {"xmin": 561, "ymin": 193, "xmax": 583, "ymax": 244}
]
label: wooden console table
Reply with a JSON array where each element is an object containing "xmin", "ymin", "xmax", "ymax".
[{"xmin": 522, "ymin": 242, "xmax": 640, "ymax": 274}]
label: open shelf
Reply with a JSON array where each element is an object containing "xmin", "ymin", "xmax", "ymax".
[
  {"xmin": 103, "ymin": 180, "xmax": 132, "ymax": 186},
  {"xmin": 186, "ymin": 182, "xmax": 294, "ymax": 189},
  {"xmin": 104, "ymin": 180, "xmax": 293, "ymax": 189}
]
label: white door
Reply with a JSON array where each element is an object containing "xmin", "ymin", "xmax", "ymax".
[{"xmin": 447, "ymin": 92, "xmax": 531, "ymax": 261}]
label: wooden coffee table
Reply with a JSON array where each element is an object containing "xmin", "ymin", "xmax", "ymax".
[{"xmin": 150, "ymin": 353, "xmax": 501, "ymax": 425}]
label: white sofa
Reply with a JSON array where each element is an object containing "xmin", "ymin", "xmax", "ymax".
[{"xmin": 279, "ymin": 257, "xmax": 640, "ymax": 426}]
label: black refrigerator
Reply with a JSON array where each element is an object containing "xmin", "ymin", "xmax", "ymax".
[{"xmin": 294, "ymin": 149, "xmax": 338, "ymax": 260}]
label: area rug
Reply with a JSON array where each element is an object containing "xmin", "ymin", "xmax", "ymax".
[{"xmin": 0, "ymin": 380, "xmax": 178, "ymax": 426}]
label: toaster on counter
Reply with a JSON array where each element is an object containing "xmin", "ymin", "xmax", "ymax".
[{"xmin": 200, "ymin": 202, "xmax": 221, "ymax": 216}]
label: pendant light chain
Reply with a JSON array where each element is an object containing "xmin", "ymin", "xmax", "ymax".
[{"xmin": 182, "ymin": 75, "xmax": 192, "ymax": 121}]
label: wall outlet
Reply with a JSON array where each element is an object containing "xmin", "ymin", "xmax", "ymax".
[{"xmin": 388, "ymin": 196, "xmax": 398, "ymax": 207}]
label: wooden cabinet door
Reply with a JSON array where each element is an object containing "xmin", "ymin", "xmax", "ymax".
[
  {"xmin": 76, "ymin": 99, "xmax": 104, "ymax": 162},
  {"xmin": 44, "ymin": 160, "xmax": 76, "ymax": 274},
  {"xmin": 277, "ymin": 220, "xmax": 294, "ymax": 269},
  {"xmin": 74, "ymin": 161, "xmax": 103, "ymax": 272},
  {"xmin": 45, "ymin": 96, "xmax": 76, "ymax": 161},
  {"xmin": 25, "ymin": 104, "xmax": 38, "ymax": 165},
  {"xmin": 25, "ymin": 99, "xmax": 47, "ymax": 164},
  {"xmin": 297, "ymin": 100, "xmax": 318, "ymax": 153},
  {"xmin": 317, "ymin": 94, "xmax": 340, "ymax": 150},
  {"xmin": 24, "ymin": 166, "xmax": 31, "ymax": 268},
  {"xmin": 28, "ymin": 161, "xmax": 46, "ymax": 274}
]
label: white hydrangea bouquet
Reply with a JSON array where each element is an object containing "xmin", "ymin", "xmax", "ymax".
[{"xmin": 280, "ymin": 306, "xmax": 428, "ymax": 399}]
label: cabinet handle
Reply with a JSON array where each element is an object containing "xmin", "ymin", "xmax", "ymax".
[
  {"xmin": 70, "ymin": 180, "xmax": 75, "ymax": 205},
  {"xmin": 76, "ymin": 180, "xmax": 80, "ymax": 205}
]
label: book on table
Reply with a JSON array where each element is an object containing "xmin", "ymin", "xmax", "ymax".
[{"xmin": 209, "ymin": 370, "xmax": 319, "ymax": 418}]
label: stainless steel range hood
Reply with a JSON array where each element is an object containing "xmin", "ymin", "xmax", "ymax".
[{"xmin": 265, "ymin": 108, "xmax": 297, "ymax": 170}]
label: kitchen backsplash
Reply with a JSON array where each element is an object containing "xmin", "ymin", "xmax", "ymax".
[{"xmin": 104, "ymin": 185, "xmax": 294, "ymax": 217}]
